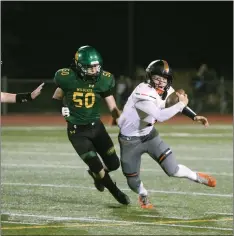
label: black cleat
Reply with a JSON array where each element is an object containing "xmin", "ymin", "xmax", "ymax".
[
  {"xmin": 109, "ymin": 187, "xmax": 131, "ymax": 205},
  {"xmin": 87, "ymin": 169, "xmax": 105, "ymax": 192}
]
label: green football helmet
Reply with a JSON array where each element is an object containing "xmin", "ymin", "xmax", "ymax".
[{"xmin": 74, "ymin": 45, "xmax": 103, "ymax": 82}]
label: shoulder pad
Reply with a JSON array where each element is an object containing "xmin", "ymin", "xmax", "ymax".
[
  {"xmin": 165, "ymin": 87, "xmax": 175, "ymax": 100},
  {"xmin": 99, "ymin": 70, "xmax": 115, "ymax": 91},
  {"xmin": 55, "ymin": 68, "xmax": 73, "ymax": 77},
  {"xmin": 54, "ymin": 68, "xmax": 74, "ymax": 87},
  {"xmin": 102, "ymin": 70, "xmax": 113, "ymax": 79},
  {"xmin": 133, "ymin": 83, "xmax": 158, "ymax": 102}
]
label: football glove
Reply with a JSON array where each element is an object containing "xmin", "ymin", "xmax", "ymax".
[{"xmin": 62, "ymin": 107, "xmax": 70, "ymax": 117}]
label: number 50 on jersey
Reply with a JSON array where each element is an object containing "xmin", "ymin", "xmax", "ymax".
[{"xmin": 73, "ymin": 92, "xmax": 95, "ymax": 108}]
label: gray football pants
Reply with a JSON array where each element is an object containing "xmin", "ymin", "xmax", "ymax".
[{"xmin": 118, "ymin": 128, "xmax": 179, "ymax": 192}]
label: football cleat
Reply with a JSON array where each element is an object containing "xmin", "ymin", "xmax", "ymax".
[
  {"xmin": 196, "ymin": 172, "xmax": 216, "ymax": 187},
  {"xmin": 87, "ymin": 169, "xmax": 105, "ymax": 192},
  {"xmin": 109, "ymin": 186, "xmax": 130, "ymax": 205},
  {"xmin": 138, "ymin": 195, "xmax": 154, "ymax": 209}
]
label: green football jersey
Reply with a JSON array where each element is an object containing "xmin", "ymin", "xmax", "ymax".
[{"xmin": 54, "ymin": 68, "xmax": 115, "ymax": 125}]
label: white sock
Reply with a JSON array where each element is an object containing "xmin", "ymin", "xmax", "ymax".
[
  {"xmin": 173, "ymin": 164, "xmax": 198, "ymax": 181},
  {"xmin": 138, "ymin": 181, "xmax": 148, "ymax": 196}
]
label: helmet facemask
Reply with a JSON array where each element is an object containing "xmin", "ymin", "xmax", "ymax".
[
  {"xmin": 146, "ymin": 60, "xmax": 173, "ymax": 100},
  {"xmin": 151, "ymin": 75, "xmax": 168, "ymax": 95},
  {"xmin": 76, "ymin": 61, "xmax": 102, "ymax": 83}
]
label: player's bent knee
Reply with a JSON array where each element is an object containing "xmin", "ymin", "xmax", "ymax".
[
  {"xmin": 163, "ymin": 165, "xmax": 179, "ymax": 177},
  {"xmin": 166, "ymin": 165, "xmax": 179, "ymax": 177},
  {"xmin": 104, "ymin": 153, "xmax": 120, "ymax": 171},
  {"xmin": 159, "ymin": 152, "xmax": 179, "ymax": 177},
  {"xmin": 81, "ymin": 151, "xmax": 103, "ymax": 174},
  {"xmin": 124, "ymin": 173, "xmax": 141, "ymax": 192}
]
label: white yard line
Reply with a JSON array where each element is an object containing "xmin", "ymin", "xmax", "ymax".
[
  {"xmin": 1, "ymin": 212, "xmax": 232, "ymax": 231},
  {"xmin": 2, "ymin": 182, "xmax": 232, "ymax": 198},
  {"xmin": 1, "ymin": 221, "xmax": 44, "ymax": 225},
  {"xmin": 205, "ymin": 212, "xmax": 233, "ymax": 216},
  {"xmin": 137, "ymin": 215, "xmax": 191, "ymax": 220},
  {"xmin": 1, "ymin": 150, "xmax": 233, "ymax": 162},
  {"xmin": 157, "ymin": 224, "xmax": 233, "ymax": 231},
  {"xmin": 2, "ymin": 142, "xmax": 232, "ymax": 150},
  {"xmin": 2, "ymin": 163, "xmax": 233, "ymax": 177}
]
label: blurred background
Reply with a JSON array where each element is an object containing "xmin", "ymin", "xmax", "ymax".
[{"xmin": 1, "ymin": 1, "xmax": 233, "ymax": 116}]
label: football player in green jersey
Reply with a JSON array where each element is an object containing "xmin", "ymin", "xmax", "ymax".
[{"xmin": 52, "ymin": 46, "xmax": 130, "ymax": 205}]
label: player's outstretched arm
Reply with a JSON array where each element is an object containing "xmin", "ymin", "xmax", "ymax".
[
  {"xmin": 1, "ymin": 92, "xmax": 16, "ymax": 103},
  {"xmin": 31, "ymin": 82, "xmax": 44, "ymax": 100},
  {"xmin": 182, "ymin": 106, "xmax": 209, "ymax": 127},
  {"xmin": 1, "ymin": 82, "xmax": 44, "ymax": 103}
]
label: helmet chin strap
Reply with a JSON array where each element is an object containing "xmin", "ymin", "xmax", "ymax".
[{"xmin": 156, "ymin": 88, "xmax": 164, "ymax": 95}]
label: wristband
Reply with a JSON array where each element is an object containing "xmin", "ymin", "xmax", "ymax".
[
  {"xmin": 16, "ymin": 92, "xmax": 32, "ymax": 103},
  {"xmin": 182, "ymin": 106, "xmax": 197, "ymax": 120}
]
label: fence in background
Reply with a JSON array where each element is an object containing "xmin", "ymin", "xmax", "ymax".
[{"xmin": 1, "ymin": 72, "xmax": 233, "ymax": 115}]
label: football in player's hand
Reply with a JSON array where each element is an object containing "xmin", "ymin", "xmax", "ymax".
[{"xmin": 165, "ymin": 89, "xmax": 185, "ymax": 108}]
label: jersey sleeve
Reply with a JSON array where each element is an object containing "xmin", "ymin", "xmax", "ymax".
[
  {"xmin": 159, "ymin": 86, "xmax": 175, "ymax": 108},
  {"xmin": 53, "ymin": 68, "xmax": 71, "ymax": 90},
  {"xmin": 100, "ymin": 72, "xmax": 116, "ymax": 98},
  {"xmin": 54, "ymin": 70, "xmax": 61, "ymax": 87},
  {"xmin": 135, "ymin": 99, "xmax": 186, "ymax": 122}
]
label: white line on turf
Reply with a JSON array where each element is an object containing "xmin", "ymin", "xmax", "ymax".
[
  {"xmin": 2, "ymin": 163, "xmax": 233, "ymax": 176},
  {"xmin": 1, "ymin": 212, "xmax": 232, "ymax": 231},
  {"xmin": 2, "ymin": 151, "xmax": 233, "ymax": 161},
  {"xmin": 137, "ymin": 215, "xmax": 191, "ymax": 220},
  {"xmin": 205, "ymin": 212, "xmax": 233, "ymax": 216},
  {"xmin": 2, "ymin": 182, "xmax": 232, "ymax": 198},
  {"xmin": 1, "ymin": 221, "xmax": 44, "ymax": 225},
  {"xmin": 157, "ymin": 224, "xmax": 233, "ymax": 231}
]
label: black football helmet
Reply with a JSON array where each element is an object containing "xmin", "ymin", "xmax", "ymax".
[{"xmin": 146, "ymin": 60, "xmax": 173, "ymax": 100}]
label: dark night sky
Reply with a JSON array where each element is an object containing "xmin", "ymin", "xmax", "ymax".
[{"xmin": 1, "ymin": 1, "xmax": 233, "ymax": 79}]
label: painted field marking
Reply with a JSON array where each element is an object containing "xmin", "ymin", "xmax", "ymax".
[
  {"xmin": 1, "ymin": 213, "xmax": 233, "ymax": 231},
  {"xmin": 138, "ymin": 215, "xmax": 191, "ymax": 220},
  {"xmin": 2, "ymin": 163, "xmax": 233, "ymax": 177},
  {"xmin": 1, "ymin": 150, "xmax": 233, "ymax": 162},
  {"xmin": 2, "ymin": 182, "xmax": 233, "ymax": 198},
  {"xmin": 205, "ymin": 212, "xmax": 233, "ymax": 216},
  {"xmin": 1, "ymin": 221, "xmax": 44, "ymax": 225},
  {"xmin": 2, "ymin": 125, "xmax": 232, "ymax": 131}
]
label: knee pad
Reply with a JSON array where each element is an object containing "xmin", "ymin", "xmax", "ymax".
[
  {"xmin": 125, "ymin": 173, "xmax": 141, "ymax": 192},
  {"xmin": 103, "ymin": 153, "xmax": 120, "ymax": 172},
  {"xmin": 81, "ymin": 151, "xmax": 103, "ymax": 174}
]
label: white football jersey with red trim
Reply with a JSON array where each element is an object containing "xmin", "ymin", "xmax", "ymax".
[{"xmin": 118, "ymin": 82, "xmax": 175, "ymax": 136}]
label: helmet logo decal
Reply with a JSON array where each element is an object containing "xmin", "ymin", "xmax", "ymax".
[
  {"xmin": 162, "ymin": 60, "xmax": 169, "ymax": 73},
  {"xmin": 75, "ymin": 52, "xmax": 79, "ymax": 62},
  {"xmin": 146, "ymin": 60, "xmax": 160, "ymax": 71}
]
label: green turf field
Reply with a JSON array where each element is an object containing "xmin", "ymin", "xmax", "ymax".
[{"xmin": 1, "ymin": 124, "xmax": 233, "ymax": 235}]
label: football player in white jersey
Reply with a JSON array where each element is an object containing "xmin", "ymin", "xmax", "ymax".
[{"xmin": 118, "ymin": 60, "xmax": 216, "ymax": 209}]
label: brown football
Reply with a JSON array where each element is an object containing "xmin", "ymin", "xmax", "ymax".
[{"xmin": 165, "ymin": 89, "xmax": 185, "ymax": 108}]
